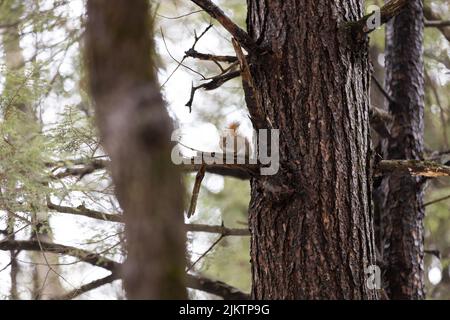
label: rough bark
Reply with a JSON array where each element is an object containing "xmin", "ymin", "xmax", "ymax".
[
  {"xmin": 85, "ymin": 0, "xmax": 187, "ymax": 299},
  {"xmin": 246, "ymin": 0, "xmax": 376, "ymax": 299},
  {"xmin": 375, "ymin": 0, "xmax": 425, "ymax": 299}
]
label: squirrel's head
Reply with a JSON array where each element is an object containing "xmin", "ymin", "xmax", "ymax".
[{"xmin": 227, "ymin": 121, "xmax": 240, "ymax": 132}]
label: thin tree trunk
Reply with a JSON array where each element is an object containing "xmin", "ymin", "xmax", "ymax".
[
  {"xmin": 376, "ymin": 0, "xmax": 425, "ymax": 299},
  {"xmin": 246, "ymin": 0, "xmax": 377, "ymax": 299},
  {"xmin": 85, "ymin": 0, "xmax": 187, "ymax": 299}
]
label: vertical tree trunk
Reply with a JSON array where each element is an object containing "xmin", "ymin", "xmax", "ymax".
[
  {"xmin": 85, "ymin": 0, "xmax": 187, "ymax": 299},
  {"xmin": 377, "ymin": 0, "xmax": 425, "ymax": 299},
  {"xmin": 246, "ymin": 0, "xmax": 376, "ymax": 299}
]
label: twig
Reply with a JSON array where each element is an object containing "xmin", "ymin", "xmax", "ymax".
[
  {"xmin": 370, "ymin": 106, "xmax": 393, "ymax": 138},
  {"xmin": 160, "ymin": 24, "xmax": 213, "ymax": 88},
  {"xmin": 156, "ymin": 9, "xmax": 204, "ymax": 20},
  {"xmin": 424, "ymin": 4, "xmax": 450, "ymax": 42}
]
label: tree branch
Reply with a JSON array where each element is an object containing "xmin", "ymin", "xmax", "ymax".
[
  {"xmin": 347, "ymin": 0, "xmax": 409, "ymax": 34},
  {"xmin": 47, "ymin": 200, "xmax": 249, "ymax": 235},
  {"xmin": 0, "ymin": 239, "xmax": 249, "ymax": 299},
  {"xmin": 183, "ymin": 161, "xmax": 254, "ymax": 179},
  {"xmin": 190, "ymin": 0, "xmax": 257, "ymax": 52},
  {"xmin": 181, "ymin": 153, "xmax": 259, "ymax": 177},
  {"xmin": 185, "ymin": 49, "xmax": 237, "ymax": 63},
  {"xmin": 187, "ymin": 223, "xmax": 250, "ymax": 236},
  {"xmin": 186, "ymin": 274, "xmax": 250, "ymax": 300},
  {"xmin": 54, "ymin": 273, "xmax": 119, "ymax": 300},
  {"xmin": 424, "ymin": 4, "xmax": 450, "ymax": 42},
  {"xmin": 0, "ymin": 240, "xmax": 119, "ymax": 271},
  {"xmin": 185, "ymin": 70, "xmax": 241, "ymax": 112},
  {"xmin": 187, "ymin": 164, "xmax": 206, "ymax": 218},
  {"xmin": 376, "ymin": 160, "xmax": 450, "ymax": 178},
  {"xmin": 50, "ymin": 159, "xmax": 108, "ymax": 179},
  {"xmin": 425, "ymin": 20, "xmax": 450, "ymax": 28},
  {"xmin": 47, "ymin": 200, "xmax": 123, "ymax": 223},
  {"xmin": 232, "ymin": 38, "xmax": 267, "ymax": 129},
  {"xmin": 370, "ymin": 106, "xmax": 393, "ymax": 138}
]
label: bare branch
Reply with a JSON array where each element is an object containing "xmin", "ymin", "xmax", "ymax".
[
  {"xmin": 424, "ymin": 50, "xmax": 450, "ymax": 69},
  {"xmin": 0, "ymin": 240, "xmax": 248, "ymax": 299},
  {"xmin": 47, "ymin": 200, "xmax": 123, "ymax": 223},
  {"xmin": 181, "ymin": 153, "xmax": 259, "ymax": 178},
  {"xmin": 347, "ymin": 0, "xmax": 409, "ymax": 35},
  {"xmin": 185, "ymin": 49, "xmax": 237, "ymax": 63},
  {"xmin": 188, "ymin": 164, "xmax": 206, "ymax": 218},
  {"xmin": 424, "ymin": 249, "xmax": 441, "ymax": 259},
  {"xmin": 425, "ymin": 70, "xmax": 449, "ymax": 149},
  {"xmin": 370, "ymin": 106, "xmax": 393, "ymax": 138},
  {"xmin": 425, "ymin": 20, "xmax": 450, "ymax": 28},
  {"xmin": 54, "ymin": 273, "xmax": 119, "ymax": 300},
  {"xmin": 187, "ymin": 223, "xmax": 249, "ymax": 236},
  {"xmin": 50, "ymin": 159, "xmax": 108, "ymax": 179},
  {"xmin": 47, "ymin": 200, "xmax": 249, "ymax": 235},
  {"xmin": 424, "ymin": 4, "xmax": 450, "ymax": 42},
  {"xmin": 186, "ymin": 274, "xmax": 250, "ymax": 300},
  {"xmin": 424, "ymin": 194, "xmax": 450, "ymax": 207},
  {"xmin": 190, "ymin": 0, "xmax": 257, "ymax": 52},
  {"xmin": 156, "ymin": 9, "xmax": 204, "ymax": 20},
  {"xmin": 376, "ymin": 160, "xmax": 450, "ymax": 178},
  {"xmin": 0, "ymin": 240, "xmax": 119, "ymax": 271},
  {"xmin": 187, "ymin": 235, "xmax": 223, "ymax": 271},
  {"xmin": 185, "ymin": 70, "xmax": 241, "ymax": 112}
]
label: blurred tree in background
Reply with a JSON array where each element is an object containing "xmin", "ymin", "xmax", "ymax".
[{"xmin": 0, "ymin": 0, "xmax": 448, "ymax": 299}]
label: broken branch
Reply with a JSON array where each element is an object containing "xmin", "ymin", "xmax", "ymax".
[
  {"xmin": 376, "ymin": 160, "xmax": 450, "ymax": 178},
  {"xmin": 347, "ymin": 0, "xmax": 409, "ymax": 34}
]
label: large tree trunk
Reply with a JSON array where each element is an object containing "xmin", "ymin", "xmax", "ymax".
[
  {"xmin": 376, "ymin": 0, "xmax": 425, "ymax": 299},
  {"xmin": 246, "ymin": 0, "xmax": 377, "ymax": 299},
  {"xmin": 85, "ymin": 0, "xmax": 187, "ymax": 299}
]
